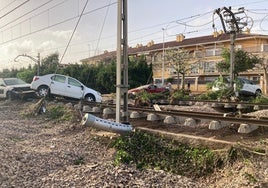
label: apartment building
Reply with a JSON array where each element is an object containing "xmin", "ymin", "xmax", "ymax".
[{"xmin": 81, "ymin": 32, "xmax": 268, "ymax": 93}]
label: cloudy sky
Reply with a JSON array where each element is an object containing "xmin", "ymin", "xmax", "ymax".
[{"xmin": 0, "ymin": 0, "xmax": 268, "ymax": 70}]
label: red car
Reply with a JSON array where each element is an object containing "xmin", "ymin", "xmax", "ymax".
[{"xmin": 128, "ymin": 84, "xmax": 169, "ymax": 97}]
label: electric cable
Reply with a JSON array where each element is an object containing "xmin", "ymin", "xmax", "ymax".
[
  {"xmin": 0, "ymin": 2, "xmax": 117, "ymax": 45},
  {"xmin": 0, "ymin": 0, "xmax": 16, "ymax": 13},
  {"xmin": 59, "ymin": 0, "xmax": 89, "ymax": 64},
  {"xmin": 0, "ymin": 0, "xmax": 56, "ymax": 30},
  {"xmin": 1, "ymin": 0, "xmax": 268, "ymax": 69},
  {"xmin": 0, "ymin": 0, "xmax": 30, "ymax": 20},
  {"xmin": 94, "ymin": 0, "xmax": 112, "ymax": 56}
]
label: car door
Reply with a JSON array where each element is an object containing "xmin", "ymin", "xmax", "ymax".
[
  {"xmin": 239, "ymin": 78, "xmax": 255, "ymax": 95},
  {"xmin": 66, "ymin": 77, "xmax": 83, "ymax": 99},
  {"xmin": 50, "ymin": 75, "xmax": 67, "ymax": 96}
]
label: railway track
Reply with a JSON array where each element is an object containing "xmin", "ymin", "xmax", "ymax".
[
  {"xmin": 30, "ymin": 97, "xmax": 268, "ymax": 149},
  {"xmin": 98, "ymin": 104, "xmax": 268, "ymax": 127},
  {"xmin": 41, "ymin": 97, "xmax": 268, "ymax": 129},
  {"xmin": 52, "ymin": 97, "xmax": 268, "ymax": 126}
]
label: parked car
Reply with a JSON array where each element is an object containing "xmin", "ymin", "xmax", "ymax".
[
  {"xmin": 31, "ymin": 74, "xmax": 102, "ymax": 102},
  {"xmin": 0, "ymin": 78, "xmax": 35, "ymax": 100},
  {"xmin": 212, "ymin": 77, "xmax": 262, "ymax": 96},
  {"xmin": 128, "ymin": 84, "xmax": 169, "ymax": 97}
]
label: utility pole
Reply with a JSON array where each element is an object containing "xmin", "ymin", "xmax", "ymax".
[
  {"xmin": 162, "ymin": 28, "xmax": 165, "ymax": 85},
  {"xmin": 116, "ymin": 0, "xmax": 129, "ymax": 123},
  {"xmin": 213, "ymin": 7, "xmax": 247, "ymax": 89}
]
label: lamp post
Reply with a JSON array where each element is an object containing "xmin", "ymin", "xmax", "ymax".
[
  {"xmin": 14, "ymin": 53, "xmax": 40, "ymax": 75},
  {"xmin": 162, "ymin": 28, "xmax": 165, "ymax": 85}
]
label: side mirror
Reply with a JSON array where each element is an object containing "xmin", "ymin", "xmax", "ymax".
[
  {"xmin": 0, "ymin": 84, "xmax": 5, "ymax": 87},
  {"xmin": 81, "ymin": 85, "xmax": 84, "ymax": 90}
]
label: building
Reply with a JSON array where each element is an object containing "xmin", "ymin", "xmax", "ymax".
[{"xmin": 80, "ymin": 32, "xmax": 268, "ymax": 93}]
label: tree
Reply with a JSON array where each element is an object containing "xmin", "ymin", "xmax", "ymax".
[
  {"xmin": 257, "ymin": 54, "xmax": 268, "ymax": 94},
  {"xmin": 165, "ymin": 48, "xmax": 191, "ymax": 90},
  {"xmin": 128, "ymin": 55, "xmax": 152, "ymax": 88},
  {"xmin": 40, "ymin": 53, "xmax": 60, "ymax": 75},
  {"xmin": 17, "ymin": 69, "xmax": 35, "ymax": 83},
  {"xmin": 217, "ymin": 48, "xmax": 261, "ymax": 77},
  {"xmin": 96, "ymin": 61, "xmax": 116, "ymax": 93}
]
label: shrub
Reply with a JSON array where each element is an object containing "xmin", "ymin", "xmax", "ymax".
[{"xmin": 111, "ymin": 131, "xmax": 219, "ymax": 177}]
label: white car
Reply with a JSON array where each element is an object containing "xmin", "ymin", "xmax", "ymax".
[
  {"xmin": 31, "ymin": 74, "xmax": 102, "ymax": 102},
  {"xmin": 212, "ymin": 77, "xmax": 262, "ymax": 96},
  {"xmin": 0, "ymin": 78, "xmax": 35, "ymax": 100}
]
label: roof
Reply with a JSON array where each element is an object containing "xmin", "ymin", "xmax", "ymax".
[{"xmin": 81, "ymin": 33, "xmax": 268, "ymax": 62}]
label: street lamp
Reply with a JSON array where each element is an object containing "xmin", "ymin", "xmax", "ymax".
[
  {"xmin": 14, "ymin": 53, "xmax": 40, "ymax": 75},
  {"xmin": 162, "ymin": 28, "xmax": 165, "ymax": 85}
]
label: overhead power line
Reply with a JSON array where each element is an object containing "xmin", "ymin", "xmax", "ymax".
[
  {"xmin": 0, "ymin": 2, "xmax": 117, "ymax": 45},
  {"xmin": 0, "ymin": 0, "xmax": 56, "ymax": 30},
  {"xmin": 0, "ymin": 0, "xmax": 16, "ymax": 13},
  {"xmin": 0, "ymin": 0, "xmax": 30, "ymax": 20},
  {"xmin": 59, "ymin": 0, "xmax": 89, "ymax": 64},
  {"xmin": 94, "ymin": 0, "xmax": 112, "ymax": 56}
]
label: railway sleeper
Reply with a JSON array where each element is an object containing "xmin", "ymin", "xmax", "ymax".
[
  {"xmin": 130, "ymin": 111, "xmax": 147, "ymax": 119},
  {"xmin": 238, "ymin": 124, "xmax": 259, "ymax": 134},
  {"xmin": 147, "ymin": 113, "xmax": 164, "ymax": 121},
  {"xmin": 209, "ymin": 121, "xmax": 229, "ymax": 130}
]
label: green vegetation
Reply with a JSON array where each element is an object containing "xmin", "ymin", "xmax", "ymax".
[
  {"xmin": 250, "ymin": 96, "xmax": 268, "ymax": 104},
  {"xmin": 111, "ymin": 131, "xmax": 220, "ymax": 177},
  {"xmin": 45, "ymin": 104, "xmax": 80, "ymax": 123},
  {"xmin": 243, "ymin": 172, "xmax": 258, "ymax": 183},
  {"xmin": 134, "ymin": 90, "xmax": 170, "ymax": 106},
  {"xmin": 73, "ymin": 156, "xmax": 85, "ymax": 165},
  {"xmin": 169, "ymin": 89, "xmax": 190, "ymax": 102},
  {"xmin": 217, "ymin": 48, "xmax": 261, "ymax": 77},
  {"xmin": 197, "ymin": 89, "xmax": 232, "ymax": 100}
]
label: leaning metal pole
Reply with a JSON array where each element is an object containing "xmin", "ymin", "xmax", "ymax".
[{"xmin": 116, "ymin": 0, "xmax": 128, "ymax": 123}]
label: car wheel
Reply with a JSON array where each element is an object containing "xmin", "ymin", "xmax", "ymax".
[
  {"xmin": 85, "ymin": 94, "xmax": 96, "ymax": 102},
  {"xmin": 255, "ymin": 89, "xmax": 262, "ymax": 97},
  {"xmin": 38, "ymin": 86, "xmax": 49, "ymax": 97}
]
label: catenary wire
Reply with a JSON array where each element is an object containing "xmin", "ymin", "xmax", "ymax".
[
  {"xmin": 0, "ymin": 0, "xmax": 30, "ymax": 20},
  {"xmin": 59, "ymin": 0, "xmax": 90, "ymax": 64},
  {"xmin": 0, "ymin": 0, "xmax": 16, "ymax": 13}
]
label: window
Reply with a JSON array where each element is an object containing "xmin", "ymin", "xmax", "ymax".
[
  {"xmin": 205, "ymin": 49, "xmax": 214, "ymax": 57},
  {"xmin": 194, "ymin": 50, "xmax": 203, "ymax": 58},
  {"xmin": 190, "ymin": 64, "xmax": 199, "ymax": 74},
  {"xmin": 68, "ymin": 78, "xmax": 81, "ymax": 87},
  {"xmin": 263, "ymin": 44, "xmax": 268, "ymax": 52},
  {"xmin": 204, "ymin": 62, "xmax": 216, "ymax": 73},
  {"xmin": 0, "ymin": 79, "xmax": 4, "ymax": 86},
  {"xmin": 205, "ymin": 48, "xmax": 222, "ymax": 56},
  {"xmin": 52, "ymin": 75, "xmax": 66, "ymax": 83}
]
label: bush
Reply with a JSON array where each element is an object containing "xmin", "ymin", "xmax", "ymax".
[
  {"xmin": 111, "ymin": 131, "xmax": 219, "ymax": 177},
  {"xmin": 45, "ymin": 104, "xmax": 80, "ymax": 122},
  {"xmin": 169, "ymin": 89, "xmax": 190, "ymax": 102}
]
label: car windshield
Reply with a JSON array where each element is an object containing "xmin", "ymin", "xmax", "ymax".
[{"xmin": 4, "ymin": 78, "xmax": 27, "ymax": 86}]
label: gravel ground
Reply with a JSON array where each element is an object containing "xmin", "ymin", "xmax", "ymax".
[
  {"xmin": 0, "ymin": 100, "xmax": 201, "ymax": 188},
  {"xmin": 0, "ymin": 100, "xmax": 267, "ymax": 188}
]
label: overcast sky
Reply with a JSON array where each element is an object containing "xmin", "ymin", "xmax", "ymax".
[{"xmin": 0, "ymin": 0, "xmax": 268, "ymax": 70}]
